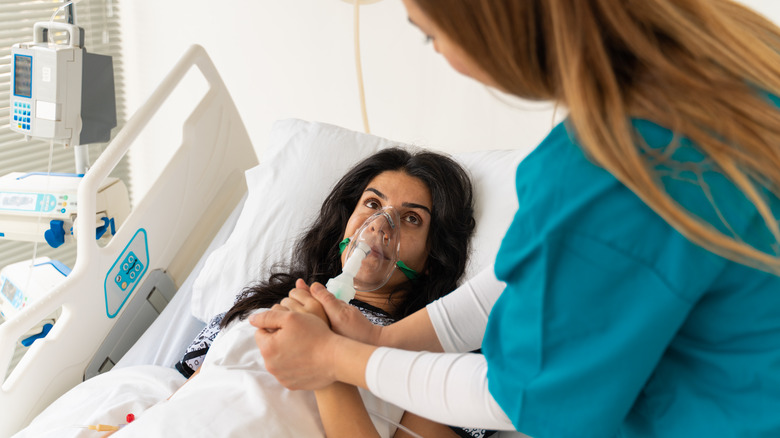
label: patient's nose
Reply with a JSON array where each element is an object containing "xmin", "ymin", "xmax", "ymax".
[{"xmin": 371, "ymin": 217, "xmax": 394, "ymax": 241}]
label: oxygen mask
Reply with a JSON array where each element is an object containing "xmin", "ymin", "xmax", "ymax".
[{"xmin": 327, "ymin": 207, "xmax": 401, "ymax": 302}]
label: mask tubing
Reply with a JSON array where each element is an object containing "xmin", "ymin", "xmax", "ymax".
[{"xmin": 366, "ymin": 407, "xmax": 425, "ymax": 438}]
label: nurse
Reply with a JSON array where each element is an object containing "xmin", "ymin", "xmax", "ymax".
[{"xmin": 251, "ymin": 0, "xmax": 780, "ymax": 436}]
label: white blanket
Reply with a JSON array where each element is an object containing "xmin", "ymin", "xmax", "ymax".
[
  {"xmin": 16, "ymin": 315, "xmax": 403, "ymax": 437},
  {"xmin": 13, "ymin": 366, "xmax": 184, "ymax": 438}
]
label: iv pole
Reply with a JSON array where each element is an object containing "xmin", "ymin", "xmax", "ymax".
[{"xmin": 64, "ymin": 1, "xmax": 91, "ymax": 175}]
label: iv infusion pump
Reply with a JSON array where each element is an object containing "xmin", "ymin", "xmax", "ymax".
[
  {"xmin": 0, "ymin": 172, "xmax": 129, "ymax": 248},
  {"xmin": 10, "ymin": 21, "xmax": 116, "ymax": 147},
  {"xmin": 11, "ymin": 22, "xmax": 83, "ymax": 145}
]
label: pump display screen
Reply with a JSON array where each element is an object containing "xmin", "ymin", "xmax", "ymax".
[
  {"xmin": 0, "ymin": 192, "xmax": 37, "ymax": 211},
  {"xmin": 1, "ymin": 279, "xmax": 19, "ymax": 303},
  {"xmin": 14, "ymin": 55, "xmax": 32, "ymax": 98}
]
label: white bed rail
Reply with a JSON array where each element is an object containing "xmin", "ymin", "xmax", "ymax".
[{"xmin": 0, "ymin": 44, "xmax": 258, "ymax": 436}]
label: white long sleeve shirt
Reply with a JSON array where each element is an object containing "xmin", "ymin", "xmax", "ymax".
[{"xmin": 364, "ymin": 266, "xmax": 517, "ymax": 431}]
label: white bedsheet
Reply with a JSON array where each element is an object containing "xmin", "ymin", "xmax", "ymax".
[
  {"xmin": 15, "ymin": 316, "xmax": 403, "ymax": 438},
  {"xmin": 13, "ymin": 365, "xmax": 184, "ymax": 438}
]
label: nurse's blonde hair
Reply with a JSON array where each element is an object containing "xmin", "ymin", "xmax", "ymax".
[{"xmin": 415, "ymin": 0, "xmax": 780, "ymax": 274}]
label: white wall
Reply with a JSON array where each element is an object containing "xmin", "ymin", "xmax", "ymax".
[
  {"xmin": 119, "ymin": 0, "xmax": 780, "ymax": 197},
  {"xmin": 119, "ymin": 0, "xmax": 557, "ymax": 198}
]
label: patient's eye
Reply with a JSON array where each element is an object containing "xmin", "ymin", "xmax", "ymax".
[
  {"xmin": 403, "ymin": 212, "xmax": 422, "ymax": 226},
  {"xmin": 364, "ymin": 198, "xmax": 381, "ymax": 210}
]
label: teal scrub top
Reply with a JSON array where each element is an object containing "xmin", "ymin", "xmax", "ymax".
[{"xmin": 484, "ymin": 119, "xmax": 780, "ymax": 437}]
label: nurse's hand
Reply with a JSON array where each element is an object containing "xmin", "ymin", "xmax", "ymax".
[
  {"xmin": 251, "ymin": 307, "xmax": 375, "ymax": 391},
  {"xmin": 251, "ymin": 308, "xmax": 339, "ymax": 390}
]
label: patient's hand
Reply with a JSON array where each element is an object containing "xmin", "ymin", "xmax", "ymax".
[
  {"xmin": 278, "ymin": 279, "xmax": 329, "ymax": 325},
  {"xmin": 297, "ymin": 281, "xmax": 382, "ymax": 346}
]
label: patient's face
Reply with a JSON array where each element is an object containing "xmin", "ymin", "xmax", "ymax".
[{"xmin": 343, "ymin": 170, "xmax": 432, "ymax": 294}]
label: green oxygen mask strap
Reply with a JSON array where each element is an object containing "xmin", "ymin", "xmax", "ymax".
[
  {"xmin": 338, "ymin": 237, "xmax": 419, "ymax": 281},
  {"xmin": 395, "ymin": 260, "xmax": 420, "ymax": 281},
  {"xmin": 339, "ymin": 237, "xmax": 351, "ymax": 255}
]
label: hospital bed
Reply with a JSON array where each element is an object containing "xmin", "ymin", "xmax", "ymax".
[
  {"xmin": 0, "ymin": 44, "xmax": 530, "ymax": 437},
  {"xmin": 0, "ymin": 45, "xmax": 258, "ymax": 436}
]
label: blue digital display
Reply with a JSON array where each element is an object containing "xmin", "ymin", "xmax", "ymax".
[
  {"xmin": 13, "ymin": 55, "xmax": 32, "ymax": 98},
  {"xmin": 1, "ymin": 279, "xmax": 20, "ymax": 304},
  {"xmin": 0, "ymin": 193, "xmax": 58, "ymax": 213}
]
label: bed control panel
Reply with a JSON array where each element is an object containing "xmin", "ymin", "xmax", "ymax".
[
  {"xmin": 115, "ymin": 251, "xmax": 144, "ymax": 291},
  {"xmin": 104, "ymin": 229, "xmax": 148, "ymax": 318}
]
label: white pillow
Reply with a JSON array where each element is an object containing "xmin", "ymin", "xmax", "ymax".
[
  {"xmin": 191, "ymin": 119, "xmax": 525, "ymax": 322},
  {"xmin": 456, "ymin": 149, "xmax": 523, "ymax": 280}
]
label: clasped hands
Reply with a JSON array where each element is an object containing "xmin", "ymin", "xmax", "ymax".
[{"xmin": 250, "ymin": 279, "xmax": 378, "ymax": 390}]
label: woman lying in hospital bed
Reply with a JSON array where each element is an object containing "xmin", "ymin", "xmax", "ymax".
[{"xmin": 15, "ymin": 147, "xmax": 490, "ymax": 438}]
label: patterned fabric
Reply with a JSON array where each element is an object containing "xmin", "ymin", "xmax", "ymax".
[
  {"xmin": 452, "ymin": 427, "xmax": 496, "ymax": 438},
  {"xmin": 175, "ymin": 312, "xmax": 225, "ymax": 378},
  {"xmin": 348, "ymin": 299, "xmax": 394, "ymax": 327}
]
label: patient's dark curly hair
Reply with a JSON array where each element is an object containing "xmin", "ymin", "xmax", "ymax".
[{"xmin": 222, "ymin": 147, "xmax": 475, "ymax": 326}]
